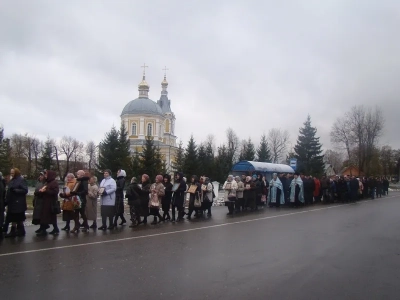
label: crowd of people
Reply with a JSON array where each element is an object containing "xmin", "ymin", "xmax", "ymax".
[
  {"xmin": 221, "ymin": 172, "xmax": 391, "ymax": 214},
  {"xmin": 0, "ymin": 168, "xmax": 393, "ymax": 239}
]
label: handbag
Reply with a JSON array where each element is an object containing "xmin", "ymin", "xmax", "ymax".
[
  {"xmin": 52, "ymin": 200, "xmax": 61, "ymax": 214},
  {"xmin": 62, "ymin": 200, "xmax": 75, "ymax": 211},
  {"xmin": 72, "ymin": 196, "xmax": 82, "ymax": 209},
  {"xmin": 194, "ymin": 197, "xmax": 202, "ymax": 207}
]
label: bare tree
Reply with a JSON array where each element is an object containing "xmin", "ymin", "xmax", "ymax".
[
  {"xmin": 268, "ymin": 128, "xmax": 290, "ymax": 163},
  {"xmin": 58, "ymin": 136, "xmax": 81, "ymax": 181},
  {"xmin": 10, "ymin": 134, "xmax": 27, "ymax": 173},
  {"xmin": 324, "ymin": 150, "xmax": 344, "ymax": 173},
  {"xmin": 85, "ymin": 141, "xmax": 98, "ymax": 173},
  {"xmin": 330, "ymin": 116, "xmax": 353, "ymax": 161},
  {"xmin": 226, "ymin": 128, "xmax": 240, "ymax": 164}
]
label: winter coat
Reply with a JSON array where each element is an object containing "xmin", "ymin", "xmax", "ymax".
[
  {"xmin": 115, "ymin": 176, "xmax": 125, "ymax": 215},
  {"xmin": 32, "ymin": 180, "xmax": 45, "ymax": 224},
  {"xmin": 38, "ymin": 170, "xmax": 59, "ymax": 224},
  {"xmin": 126, "ymin": 182, "xmax": 141, "ymax": 207},
  {"xmin": 172, "ymin": 173, "xmax": 186, "ymax": 208},
  {"xmin": 6, "ymin": 175, "xmax": 28, "ymax": 213},
  {"xmin": 139, "ymin": 181, "xmax": 151, "ymax": 216},
  {"xmin": 0, "ymin": 178, "xmax": 5, "ymax": 225},
  {"xmin": 74, "ymin": 176, "xmax": 89, "ymax": 208},
  {"xmin": 236, "ymin": 181, "xmax": 244, "ymax": 198},
  {"xmin": 223, "ymin": 180, "xmax": 238, "ymax": 201},
  {"xmin": 313, "ymin": 179, "xmax": 321, "ymax": 197},
  {"xmin": 100, "ymin": 177, "xmax": 117, "ymax": 206},
  {"xmin": 86, "ymin": 183, "xmax": 99, "ymax": 221},
  {"xmin": 149, "ymin": 182, "xmax": 165, "ymax": 208},
  {"xmin": 162, "ymin": 181, "xmax": 173, "ymax": 212}
]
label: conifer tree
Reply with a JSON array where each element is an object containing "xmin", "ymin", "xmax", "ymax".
[
  {"xmin": 130, "ymin": 151, "xmax": 141, "ymax": 179},
  {"xmin": 183, "ymin": 135, "xmax": 198, "ymax": 179},
  {"xmin": 118, "ymin": 122, "xmax": 132, "ymax": 176},
  {"xmin": 97, "ymin": 126, "xmax": 120, "ymax": 177},
  {"xmin": 256, "ymin": 134, "xmax": 271, "ymax": 162},
  {"xmin": 0, "ymin": 126, "xmax": 12, "ymax": 175},
  {"xmin": 239, "ymin": 138, "xmax": 256, "ymax": 161},
  {"xmin": 197, "ymin": 144, "xmax": 207, "ymax": 176},
  {"xmin": 172, "ymin": 141, "xmax": 184, "ymax": 172},
  {"xmin": 39, "ymin": 137, "xmax": 54, "ymax": 171},
  {"xmin": 214, "ymin": 145, "xmax": 231, "ymax": 182},
  {"xmin": 139, "ymin": 136, "xmax": 163, "ymax": 180},
  {"xmin": 294, "ymin": 115, "xmax": 325, "ymax": 176},
  {"xmin": 205, "ymin": 140, "xmax": 215, "ymax": 178}
]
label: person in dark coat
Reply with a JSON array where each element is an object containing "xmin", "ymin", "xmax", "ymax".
[
  {"xmin": 162, "ymin": 174, "xmax": 173, "ymax": 221},
  {"xmin": 32, "ymin": 172, "xmax": 47, "ymax": 232},
  {"xmin": 114, "ymin": 169, "xmax": 127, "ymax": 227},
  {"xmin": 349, "ymin": 176, "xmax": 359, "ymax": 202},
  {"xmin": 172, "ymin": 172, "xmax": 186, "ymax": 222},
  {"xmin": 138, "ymin": 174, "xmax": 151, "ymax": 225},
  {"xmin": 187, "ymin": 175, "xmax": 201, "ymax": 220},
  {"xmin": 243, "ymin": 175, "xmax": 256, "ymax": 210},
  {"xmin": 303, "ymin": 175, "xmax": 315, "ymax": 205},
  {"xmin": 126, "ymin": 177, "xmax": 141, "ymax": 227},
  {"xmin": 5, "ymin": 168, "xmax": 28, "ymax": 238},
  {"xmin": 36, "ymin": 170, "xmax": 60, "ymax": 236},
  {"xmin": 0, "ymin": 172, "xmax": 5, "ymax": 239},
  {"xmin": 382, "ymin": 177, "xmax": 389, "ymax": 196},
  {"xmin": 70, "ymin": 170, "xmax": 89, "ymax": 233}
]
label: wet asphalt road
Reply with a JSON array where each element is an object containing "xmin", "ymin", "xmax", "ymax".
[{"xmin": 1, "ymin": 194, "xmax": 400, "ymax": 300}]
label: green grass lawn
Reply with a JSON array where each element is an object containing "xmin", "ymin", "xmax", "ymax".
[{"xmin": 26, "ymin": 195, "xmax": 34, "ymax": 210}]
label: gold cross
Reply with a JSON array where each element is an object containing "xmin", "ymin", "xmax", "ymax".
[
  {"xmin": 162, "ymin": 66, "xmax": 169, "ymax": 77},
  {"xmin": 141, "ymin": 63, "xmax": 148, "ymax": 76}
]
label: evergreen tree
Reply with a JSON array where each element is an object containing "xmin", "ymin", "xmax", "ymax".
[
  {"xmin": 214, "ymin": 145, "xmax": 231, "ymax": 182},
  {"xmin": 39, "ymin": 137, "xmax": 54, "ymax": 171},
  {"xmin": 183, "ymin": 135, "xmax": 198, "ymax": 179},
  {"xmin": 197, "ymin": 144, "xmax": 207, "ymax": 176},
  {"xmin": 118, "ymin": 122, "xmax": 132, "ymax": 177},
  {"xmin": 97, "ymin": 126, "xmax": 120, "ymax": 177},
  {"xmin": 130, "ymin": 151, "xmax": 141, "ymax": 180},
  {"xmin": 239, "ymin": 138, "xmax": 256, "ymax": 161},
  {"xmin": 0, "ymin": 126, "xmax": 12, "ymax": 175},
  {"xmin": 256, "ymin": 134, "xmax": 271, "ymax": 162},
  {"xmin": 138, "ymin": 137, "xmax": 165, "ymax": 180},
  {"xmin": 204, "ymin": 141, "xmax": 215, "ymax": 178},
  {"xmin": 172, "ymin": 141, "xmax": 184, "ymax": 172},
  {"xmin": 294, "ymin": 115, "xmax": 325, "ymax": 176}
]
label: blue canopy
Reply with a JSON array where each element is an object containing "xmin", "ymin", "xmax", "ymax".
[{"xmin": 231, "ymin": 161, "xmax": 295, "ymax": 175}]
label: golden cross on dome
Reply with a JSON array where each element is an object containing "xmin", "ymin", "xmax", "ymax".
[
  {"xmin": 141, "ymin": 63, "xmax": 148, "ymax": 76},
  {"xmin": 162, "ymin": 66, "xmax": 169, "ymax": 77}
]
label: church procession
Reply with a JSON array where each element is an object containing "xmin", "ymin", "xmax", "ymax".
[{"xmin": 0, "ymin": 64, "xmax": 393, "ymax": 238}]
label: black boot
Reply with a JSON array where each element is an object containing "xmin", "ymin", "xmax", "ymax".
[
  {"xmin": 119, "ymin": 215, "xmax": 126, "ymax": 225},
  {"xmin": 16, "ymin": 223, "xmax": 26, "ymax": 237},
  {"xmin": 151, "ymin": 217, "xmax": 158, "ymax": 225},
  {"xmin": 89, "ymin": 222, "xmax": 97, "ymax": 229},
  {"xmin": 5, "ymin": 227, "xmax": 17, "ymax": 238}
]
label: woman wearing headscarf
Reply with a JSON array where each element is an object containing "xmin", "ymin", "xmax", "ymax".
[
  {"xmin": 200, "ymin": 177, "xmax": 213, "ymax": 216},
  {"xmin": 268, "ymin": 173, "xmax": 285, "ymax": 208},
  {"xmin": 59, "ymin": 173, "xmax": 76, "ymax": 232},
  {"xmin": 149, "ymin": 175, "xmax": 165, "ymax": 224},
  {"xmin": 32, "ymin": 172, "xmax": 46, "ymax": 232},
  {"xmin": 114, "ymin": 169, "xmax": 127, "ymax": 227},
  {"xmin": 138, "ymin": 174, "xmax": 151, "ymax": 225},
  {"xmin": 162, "ymin": 174, "xmax": 173, "ymax": 221},
  {"xmin": 223, "ymin": 175, "xmax": 238, "ymax": 215},
  {"xmin": 235, "ymin": 176, "xmax": 244, "ymax": 212},
  {"xmin": 70, "ymin": 170, "xmax": 90, "ymax": 233},
  {"xmin": 5, "ymin": 168, "xmax": 28, "ymax": 238},
  {"xmin": 125, "ymin": 177, "xmax": 141, "ymax": 227},
  {"xmin": 86, "ymin": 176, "xmax": 99, "ymax": 229},
  {"xmin": 187, "ymin": 175, "xmax": 201, "ymax": 220},
  {"xmin": 98, "ymin": 169, "xmax": 117, "ymax": 230},
  {"xmin": 36, "ymin": 170, "xmax": 60, "ymax": 236},
  {"xmin": 172, "ymin": 172, "xmax": 186, "ymax": 222}
]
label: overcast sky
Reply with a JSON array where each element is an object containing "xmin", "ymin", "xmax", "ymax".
[{"xmin": 1, "ymin": 0, "xmax": 399, "ymax": 152}]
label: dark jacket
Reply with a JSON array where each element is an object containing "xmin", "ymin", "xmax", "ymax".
[
  {"xmin": 172, "ymin": 172, "xmax": 186, "ymax": 208},
  {"xmin": 115, "ymin": 176, "xmax": 126, "ymax": 214},
  {"xmin": 38, "ymin": 170, "xmax": 59, "ymax": 224},
  {"xmin": 32, "ymin": 179, "xmax": 45, "ymax": 224},
  {"xmin": 162, "ymin": 175, "xmax": 173, "ymax": 212},
  {"xmin": 139, "ymin": 180, "xmax": 151, "ymax": 216},
  {"xmin": 126, "ymin": 182, "xmax": 141, "ymax": 206},
  {"xmin": 75, "ymin": 176, "xmax": 89, "ymax": 208},
  {"xmin": 0, "ymin": 178, "xmax": 5, "ymax": 224},
  {"xmin": 6, "ymin": 175, "xmax": 28, "ymax": 213}
]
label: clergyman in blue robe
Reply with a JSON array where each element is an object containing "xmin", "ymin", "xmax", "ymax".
[
  {"xmin": 290, "ymin": 173, "xmax": 304, "ymax": 206},
  {"xmin": 268, "ymin": 173, "xmax": 285, "ymax": 207}
]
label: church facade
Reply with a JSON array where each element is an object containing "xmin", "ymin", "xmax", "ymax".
[{"xmin": 121, "ymin": 68, "xmax": 178, "ymax": 170}]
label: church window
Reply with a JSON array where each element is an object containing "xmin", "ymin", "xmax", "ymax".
[
  {"xmin": 131, "ymin": 123, "xmax": 137, "ymax": 136},
  {"xmin": 165, "ymin": 119, "xmax": 170, "ymax": 133},
  {"xmin": 147, "ymin": 123, "xmax": 153, "ymax": 137}
]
